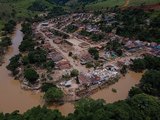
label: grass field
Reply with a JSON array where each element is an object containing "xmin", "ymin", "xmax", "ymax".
[
  {"xmin": 0, "ymin": 0, "xmax": 36, "ymax": 20},
  {"xmin": 86, "ymin": 0, "xmax": 125, "ymax": 9},
  {"xmin": 0, "ymin": 0, "xmax": 53, "ymax": 30},
  {"xmin": 0, "ymin": 0, "xmax": 53, "ymax": 21},
  {"xmin": 128, "ymin": 0, "xmax": 160, "ymax": 6}
]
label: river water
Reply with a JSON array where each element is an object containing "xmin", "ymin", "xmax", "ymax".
[
  {"xmin": 0, "ymin": 24, "xmax": 143, "ymax": 115},
  {"xmin": 0, "ymin": 24, "xmax": 42, "ymax": 113},
  {"xmin": 91, "ymin": 71, "xmax": 143, "ymax": 103}
]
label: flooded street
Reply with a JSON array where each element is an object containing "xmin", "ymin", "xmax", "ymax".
[{"xmin": 0, "ymin": 24, "xmax": 143, "ymax": 116}]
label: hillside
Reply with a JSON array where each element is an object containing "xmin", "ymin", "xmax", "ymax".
[
  {"xmin": 0, "ymin": 0, "xmax": 54, "ymax": 30},
  {"xmin": 85, "ymin": 0, "xmax": 160, "ymax": 10},
  {"xmin": 0, "ymin": 0, "xmax": 160, "ymax": 30},
  {"xmin": 128, "ymin": 0, "xmax": 160, "ymax": 6},
  {"xmin": 86, "ymin": 0, "xmax": 125, "ymax": 9},
  {"xmin": 0, "ymin": 0, "xmax": 53, "ymax": 20}
]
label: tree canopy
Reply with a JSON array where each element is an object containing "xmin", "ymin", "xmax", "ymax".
[
  {"xmin": 6, "ymin": 54, "xmax": 21, "ymax": 75},
  {"xmin": 24, "ymin": 68, "xmax": 39, "ymax": 84},
  {"xmin": 44, "ymin": 87, "xmax": 64, "ymax": 103},
  {"xmin": 88, "ymin": 47, "xmax": 99, "ymax": 60},
  {"xmin": 130, "ymin": 56, "xmax": 160, "ymax": 72},
  {"xmin": 0, "ymin": 37, "xmax": 12, "ymax": 47},
  {"xmin": 140, "ymin": 70, "xmax": 160, "ymax": 97}
]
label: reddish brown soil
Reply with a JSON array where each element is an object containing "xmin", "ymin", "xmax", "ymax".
[{"xmin": 128, "ymin": 3, "xmax": 160, "ymax": 11}]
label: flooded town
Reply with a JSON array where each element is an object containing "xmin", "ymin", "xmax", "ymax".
[
  {"xmin": 1, "ymin": 11, "xmax": 160, "ymax": 115},
  {"xmin": 0, "ymin": 1, "xmax": 160, "ymax": 118},
  {"xmin": 30, "ymin": 12, "xmax": 159, "ymax": 101}
]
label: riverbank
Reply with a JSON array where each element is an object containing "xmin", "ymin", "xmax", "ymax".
[
  {"xmin": 0, "ymin": 24, "xmax": 43, "ymax": 113},
  {"xmin": 0, "ymin": 24, "xmax": 75, "ymax": 116}
]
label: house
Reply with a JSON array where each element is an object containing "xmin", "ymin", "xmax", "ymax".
[
  {"xmin": 78, "ymin": 73, "xmax": 91, "ymax": 86},
  {"xmin": 105, "ymin": 51, "xmax": 112, "ymax": 59},
  {"xmin": 42, "ymin": 22, "xmax": 49, "ymax": 26},
  {"xmin": 43, "ymin": 43, "xmax": 51, "ymax": 50},
  {"xmin": 56, "ymin": 60, "xmax": 71, "ymax": 70},
  {"xmin": 154, "ymin": 45, "xmax": 160, "ymax": 50},
  {"xmin": 53, "ymin": 38, "xmax": 62, "ymax": 44},
  {"xmin": 150, "ymin": 42, "xmax": 158, "ymax": 48},
  {"xmin": 134, "ymin": 40, "xmax": 143, "ymax": 47},
  {"xmin": 106, "ymin": 65, "xmax": 119, "ymax": 71},
  {"xmin": 90, "ymin": 75, "xmax": 101, "ymax": 85},
  {"xmin": 47, "ymin": 52, "xmax": 63, "ymax": 62},
  {"xmin": 34, "ymin": 32, "xmax": 44, "ymax": 40},
  {"xmin": 65, "ymin": 80, "xmax": 72, "ymax": 87},
  {"xmin": 94, "ymin": 45, "xmax": 103, "ymax": 50},
  {"xmin": 80, "ymin": 53, "xmax": 93, "ymax": 65},
  {"xmin": 124, "ymin": 41, "xmax": 136, "ymax": 50}
]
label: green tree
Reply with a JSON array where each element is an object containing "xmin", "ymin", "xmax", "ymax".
[
  {"xmin": 66, "ymin": 24, "xmax": 78, "ymax": 33},
  {"xmin": 130, "ymin": 58, "xmax": 146, "ymax": 72},
  {"xmin": 24, "ymin": 68, "xmax": 39, "ymax": 84},
  {"xmin": 28, "ymin": 48, "xmax": 47, "ymax": 65},
  {"xmin": 129, "ymin": 87, "xmax": 143, "ymax": 98},
  {"xmin": 6, "ymin": 54, "xmax": 21, "ymax": 75},
  {"xmin": 21, "ymin": 22, "xmax": 32, "ymax": 35},
  {"xmin": 19, "ymin": 39, "xmax": 35, "ymax": 52},
  {"xmin": 106, "ymin": 39, "xmax": 123, "ymax": 56},
  {"xmin": 127, "ymin": 94, "xmax": 160, "ymax": 120},
  {"xmin": 140, "ymin": 70, "xmax": 160, "ymax": 96},
  {"xmin": 0, "ymin": 37, "xmax": 12, "ymax": 47},
  {"xmin": 41, "ymin": 83, "xmax": 56, "ymax": 92},
  {"xmin": 23, "ymin": 106, "xmax": 64, "ymax": 120},
  {"xmin": 90, "ymin": 33, "xmax": 104, "ymax": 42},
  {"xmin": 44, "ymin": 60, "xmax": 55, "ymax": 71},
  {"xmin": 22, "ymin": 56, "xmax": 29, "ymax": 65},
  {"xmin": 88, "ymin": 47, "xmax": 99, "ymax": 60},
  {"xmin": 3, "ymin": 20, "xmax": 16, "ymax": 34},
  {"xmin": 120, "ymin": 65, "xmax": 127, "ymax": 76},
  {"xmin": 44, "ymin": 87, "xmax": 63, "ymax": 103},
  {"xmin": 70, "ymin": 69, "xmax": 79, "ymax": 77}
]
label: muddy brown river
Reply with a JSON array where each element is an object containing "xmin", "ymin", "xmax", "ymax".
[
  {"xmin": 0, "ymin": 24, "xmax": 143, "ymax": 115},
  {"xmin": 91, "ymin": 71, "xmax": 143, "ymax": 102}
]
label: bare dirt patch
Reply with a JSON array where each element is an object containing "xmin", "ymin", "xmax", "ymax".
[{"xmin": 128, "ymin": 3, "xmax": 160, "ymax": 11}]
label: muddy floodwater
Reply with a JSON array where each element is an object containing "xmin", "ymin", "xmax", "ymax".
[
  {"xmin": 0, "ymin": 24, "xmax": 143, "ymax": 116},
  {"xmin": 91, "ymin": 71, "xmax": 143, "ymax": 102},
  {"xmin": 0, "ymin": 24, "xmax": 74, "ymax": 115},
  {"xmin": 0, "ymin": 24, "xmax": 42, "ymax": 113}
]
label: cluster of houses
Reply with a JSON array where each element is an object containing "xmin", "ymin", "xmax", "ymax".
[
  {"xmin": 32, "ymin": 12, "xmax": 160, "ymax": 100},
  {"xmin": 78, "ymin": 65, "xmax": 120, "ymax": 86},
  {"xmin": 123, "ymin": 39, "xmax": 160, "ymax": 56},
  {"xmin": 47, "ymin": 49, "xmax": 71, "ymax": 70}
]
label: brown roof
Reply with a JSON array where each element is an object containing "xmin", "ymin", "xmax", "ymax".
[
  {"xmin": 81, "ymin": 53, "xmax": 92, "ymax": 62},
  {"xmin": 56, "ymin": 60, "xmax": 71, "ymax": 70},
  {"xmin": 78, "ymin": 73, "xmax": 91, "ymax": 85},
  {"xmin": 47, "ymin": 52, "xmax": 63, "ymax": 62},
  {"xmin": 91, "ymin": 75, "xmax": 100, "ymax": 84}
]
